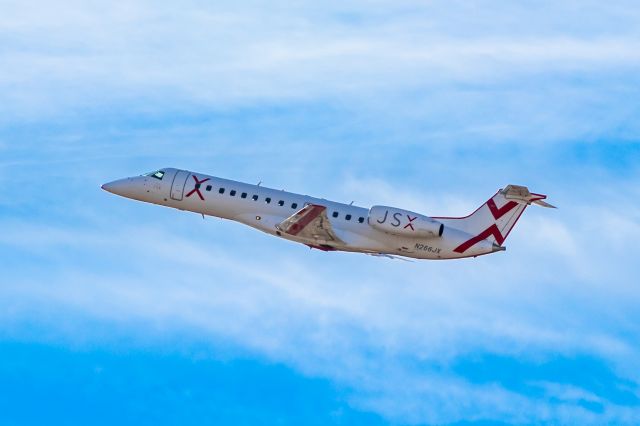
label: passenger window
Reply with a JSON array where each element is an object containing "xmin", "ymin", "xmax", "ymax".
[
  {"xmin": 265, "ymin": 197, "xmax": 271, "ymax": 204},
  {"xmin": 278, "ymin": 200, "xmax": 284, "ymax": 206},
  {"xmin": 345, "ymin": 214, "xmax": 352, "ymax": 221},
  {"xmin": 252, "ymin": 195, "xmax": 259, "ymax": 201},
  {"xmin": 241, "ymin": 192, "xmax": 247, "ymax": 199},
  {"xmin": 219, "ymin": 188, "xmax": 225, "ymax": 194},
  {"xmin": 332, "ymin": 212, "xmax": 339, "ymax": 218},
  {"xmin": 206, "ymin": 185, "xmax": 212, "ymax": 191},
  {"xmin": 230, "ymin": 190, "xmax": 236, "ymax": 196},
  {"xmin": 291, "ymin": 203, "xmax": 298, "ymax": 209},
  {"xmin": 358, "ymin": 217, "xmax": 365, "ymax": 223}
]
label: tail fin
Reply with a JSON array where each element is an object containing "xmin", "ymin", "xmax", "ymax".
[{"xmin": 435, "ymin": 185, "xmax": 555, "ymax": 254}]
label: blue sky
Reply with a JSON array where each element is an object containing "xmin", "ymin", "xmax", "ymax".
[{"xmin": 1, "ymin": 1, "xmax": 640, "ymax": 424}]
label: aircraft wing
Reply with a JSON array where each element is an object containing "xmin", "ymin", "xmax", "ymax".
[{"xmin": 277, "ymin": 204, "xmax": 344, "ymax": 244}]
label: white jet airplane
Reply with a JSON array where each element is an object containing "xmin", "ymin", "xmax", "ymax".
[{"xmin": 102, "ymin": 168, "xmax": 554, "ymax": 260}]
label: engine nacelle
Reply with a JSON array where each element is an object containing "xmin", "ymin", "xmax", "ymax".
[{"xmin": 368, "ymin": 206, "xmax": 443, "ymax": 238}]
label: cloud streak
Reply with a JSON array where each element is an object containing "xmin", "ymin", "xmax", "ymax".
[
  {"xmin": 2, "ymin": 1, "xmax": 640, "ymax": 423},
  {"xmin": 2, "ymin": 171, "xmax": 640, "ymax": 424},
  {"xmin": 1, "ymin": 0, "xmax": 640, "ymax": 128}
]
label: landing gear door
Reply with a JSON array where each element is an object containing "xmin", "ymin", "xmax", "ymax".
[{"xmin": 170, "ymin": 170, "xmax": 190, "ymax": 201}]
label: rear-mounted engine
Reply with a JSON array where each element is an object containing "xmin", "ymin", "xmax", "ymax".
[{"xmin": 368, "ymin": 206, "xmax": 443, "ymax": 238}]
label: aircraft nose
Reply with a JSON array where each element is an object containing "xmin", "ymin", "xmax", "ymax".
[{"xmin": 101, "ymin": 178, "xmax": 135, "ymax": 198}]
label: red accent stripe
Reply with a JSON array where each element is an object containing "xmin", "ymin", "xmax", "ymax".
[
  {"xmin": 453, "ymin": 224, "xmax": 504, "ymax": 253},
  {"xmin": 487, "ymin": 199, "xmax": 518, "ymax": 220},
  {"xmin": 287, "ymin": 205, "xmax": 326, "ymax": 236},
  {"xmin": 432, "ymin": 191, "xmax": 523, "ymax": 221},
  {"xmin": 432, "ymin": 191, "xmax": 501, "ymax": 220},
  {"xmin": 530, "ymin": 192, "xmax": 547, "ymax": 200}
]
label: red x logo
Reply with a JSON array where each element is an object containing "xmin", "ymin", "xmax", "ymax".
[
  {"xmin": 404, "ymin": 215, "xmax": 417, "ymax": 231},
  {"xmin": 185, "ymin": 175, "xmax": 210, "ymax": 201},
  {"xmin": 453, "ymin": 198, "xmax": 521, "ymax": 253}
]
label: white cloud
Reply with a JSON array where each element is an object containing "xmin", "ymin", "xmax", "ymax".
[
  {"xmin": 2, "ymin": 1, "xmax": 640, "ymax": 423},
  {"xmin": 2, "ymin": 175, "xmax": 640, "ymax": 424},
  {"xmin": 1, "ymin": 0, "xmax": 639, "ymax": 134}
]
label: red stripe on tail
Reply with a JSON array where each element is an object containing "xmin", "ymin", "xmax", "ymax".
[
  {"xmin": 487, "ymin": 199, "xmax": 518, "ymax": 220},
  {"xmin": 453, "ymin": 224, "xmax": 505, "ymax": 254}
]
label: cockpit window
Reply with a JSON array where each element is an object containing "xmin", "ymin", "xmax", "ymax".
[{"xmin": 145, "ymin": 170, "xmax": 165, "ymax": 180}]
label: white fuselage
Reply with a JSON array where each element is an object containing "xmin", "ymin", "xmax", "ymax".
[{"xmin": 102, "ymin": 168, "xmax": 502, "ymax": 260}]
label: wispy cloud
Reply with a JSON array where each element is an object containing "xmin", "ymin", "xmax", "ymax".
[
  {"xmin": 2, "ymin": 172, "xmax": 640, "ymax": 424},
  {"xmin": 2, "ymin": 0, "xmax": 640, "ymax": 424},
  {"xmin": 2, "ymin": 0, "xmax": 640, "ymax": 147}
]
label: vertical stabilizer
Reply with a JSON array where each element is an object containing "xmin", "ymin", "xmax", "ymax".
[{"xmin": 435, "ymin": 185, "xmax": 554, "ymax": 254}]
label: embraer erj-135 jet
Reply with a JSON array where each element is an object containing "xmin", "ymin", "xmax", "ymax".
[{"xmin": 102, "ymin": 168, "xmax": 554, "ymax": 260}]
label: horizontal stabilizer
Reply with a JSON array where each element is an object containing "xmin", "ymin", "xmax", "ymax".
[
  {"xmin": 532, "ymin": 199, "xmax": 557, "ymax": 209},
  {"xmin": 502, "ymin": 184, "xmax": 556, "ymax": 208}
]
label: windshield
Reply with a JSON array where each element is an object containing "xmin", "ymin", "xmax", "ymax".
[{"xmin": 144, "ymin": 170, "xmax": 165, "ymax": 180}]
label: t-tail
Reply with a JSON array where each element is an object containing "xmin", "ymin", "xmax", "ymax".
[{"xmin": 435, "ymin": 185, "xmax": 556, "ymax": 254}]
